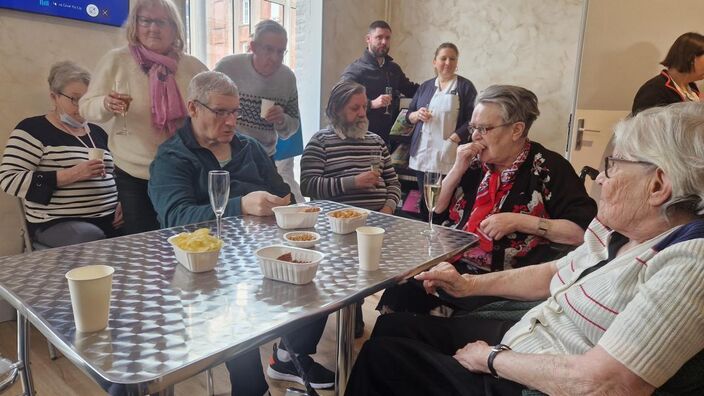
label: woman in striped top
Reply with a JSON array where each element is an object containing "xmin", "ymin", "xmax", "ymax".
[{"xmin": 0, "ymin": 61, "xmax": 120, "ymax": 248}]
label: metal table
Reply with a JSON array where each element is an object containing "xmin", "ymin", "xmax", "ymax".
[{"xmin": 0, "ymin": 201, "xmax": 477, "ymax": 395}]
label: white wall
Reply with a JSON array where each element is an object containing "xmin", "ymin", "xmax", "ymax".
[{"xmin": 387, "ymin": 0, "xmax": 584, "ymax": 154}]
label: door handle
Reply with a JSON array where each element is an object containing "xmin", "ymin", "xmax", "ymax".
[{"xmin": 575, "ymin": 119, "xmax": 600, "ymax": 151}]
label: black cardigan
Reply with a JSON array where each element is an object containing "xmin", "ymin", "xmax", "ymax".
[
  {"xmin": 406, "ymin": 75, "xmax": 477, "ymax": 156},
  {"xmin": 631, "ymin": 70, "xmax": 700, "ymax": 115}
]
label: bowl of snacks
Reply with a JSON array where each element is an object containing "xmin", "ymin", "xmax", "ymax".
[
  {"xmin": 283, "ymin": 231, "xmax": 321, "ymax": 248},
  {"xmin": 255, "ymin": 245, "xmax": 324, "ymax": 284},
  {"xmin": 326, "ymin": 208, "xmax": 369, "ymax": 234},
  {"xmin": 167, "ymin": 228, "xmax": 223, "ymax": 273},
  {"xmin": 272, "ymin": 205, "xmax": 321, "ymax": 229}
]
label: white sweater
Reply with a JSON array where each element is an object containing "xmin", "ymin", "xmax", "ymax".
[{"xmin": 79, "ymin": 46, "xmax": 207, "ymax": 180}]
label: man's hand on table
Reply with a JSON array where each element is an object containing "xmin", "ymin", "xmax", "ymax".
[
  {"xmin": 414, "ymin": 261, "xmax": 475, "ymax": 298},
  {"xmin": 242, "ymin": 191, "xmax": 291, "ymax": 216}
]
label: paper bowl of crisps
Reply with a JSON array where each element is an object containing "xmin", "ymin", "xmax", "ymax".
[
  {"xmin": 283, "ymin": 231, "xmax": 321, "ymax": 248},
  {"xmin": 272, "ymin": 205, "xmax": 321, "ymax": 229},
  {"xmin": 326, "ymin": 208, "xmax": 369, "ymax": 234},
  {"xmin": 255, "ymin": 245, "xmax": 324, "ymax": 285},
  {"xmin": 167, "ymin": 228, "xmax": 223, "ymax": 273}
]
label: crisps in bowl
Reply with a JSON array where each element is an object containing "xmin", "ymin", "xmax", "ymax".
[{"xmin": 170, "ymin": 228, "xmax": 223, "ymax": 252}]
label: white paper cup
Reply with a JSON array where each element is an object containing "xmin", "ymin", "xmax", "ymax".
[
  {"xmin": 356, "ymin": 226, "xmax": 385, "ymax": 271},
  {"xmin": 65, "ymin": 265, "xmax": 114, "ymax": 332},
  {"xmin": 88, "ymin": 148, "xmax": 105, "ymax": 161},
  {"xmin": 260, "ymin": 99, "xmax": 275, "ymax": 118}
]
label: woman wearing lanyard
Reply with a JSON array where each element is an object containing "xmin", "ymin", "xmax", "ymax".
[
  {"xmin": 406, "ymin": 42, "xmax": 477, "ymax": 219},
  {"xmin": 631, "ymin": 32, "xmax": 704, "ymax": 115}
]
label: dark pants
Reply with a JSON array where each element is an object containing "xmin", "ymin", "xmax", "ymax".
[
  {"xmin": 114, "ymin": 168, "xmax": 160, "ymax": 235},
  {"xmin": 226, "ymin": 316, "xmax": 328, "ymax": 395},
  {"xmin": 345, "ymin": 313, "xmax": 525, "ymax": 396}
]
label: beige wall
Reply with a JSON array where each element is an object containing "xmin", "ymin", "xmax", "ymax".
[
  {"xmin": 387, "ymin": 0, "xmax": 584, "ymax": 154},
  {"xmin": 577, "ymin": 0, "xmax": 704, "ymax": 111}
]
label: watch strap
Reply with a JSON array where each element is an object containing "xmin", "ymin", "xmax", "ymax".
[{"xmin": 487, "ymin": 344, "xmax": 511, "ymax": 378}]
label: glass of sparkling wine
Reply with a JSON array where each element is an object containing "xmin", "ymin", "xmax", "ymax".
[
  {"xmin": 384, "ymin": 86, "xmax": 393, "ymax": 115},
  {"xmin": 113, "ymin": 80, "xmax": 130, "ymax": 135},
  {"xmin": 423, "ymin": 171, "xmax": 443, "ymax": 236},
  {"xmin": 208, "ymin": 170, "xmax": 230, "ymax": 240},
  {"xmin": 370, "ymin": 149, "xmax": 382, "ymax": 174}
]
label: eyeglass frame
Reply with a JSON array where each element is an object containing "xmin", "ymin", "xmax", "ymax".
[
  {"xmin": 467, "ymin": 121, "xmax": 517, "ymax": 136},
  {"xmin": 195, "ymin": 100, "xmax": 242, "ymax": 119},
  {"xmin": 604, "ymin": 156, "xmax": 655, "ymax": 178},
  {"xmin": 136, "ymin": 16, "xmax": 171, "ymax": 29},
  {"xmin": 57, "ymin": 92, "xmax": 80, "ymax": 106},
  {"xmin": 253, "ymin": 42, "xmax": 288, "ymax": 57}
]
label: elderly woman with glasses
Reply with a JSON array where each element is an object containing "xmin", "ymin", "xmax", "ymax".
[
  {"xmin": 80, "ymin": 0, "xmax": 207, "ymax": 235},
  {"xmin": 377, "ymin": 85, "xmax": 596, "ymax": 315},
  {"xmin": 347, "ymin": 101, "xmax": 704, "ymax": 396},
  {"xmin": 0, "ymin": 61, "xmax": 121, "ymax": 247}
]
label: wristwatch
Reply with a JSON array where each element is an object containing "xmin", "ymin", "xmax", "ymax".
[
  {"xmin": 487, "ymin": 344, "xmax": 511, "ymax": 378},
  {"xmin": 537, "ymin": 218, "xmax": 551, "ymax": 237}
]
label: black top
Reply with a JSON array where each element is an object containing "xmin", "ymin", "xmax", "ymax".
[
  {"xmin": 341, "ymin": 50, "xmax": 419, "ymax": 143},
  {"xmin": 631, "ymin": 70, "xmax": 700, "ymax": 115}
]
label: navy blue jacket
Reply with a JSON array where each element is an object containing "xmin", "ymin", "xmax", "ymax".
[
  {"xmin": 632, "ymin": 70, "xmax": 700, "ymax": 115},
  {"xmin": 341, "ymin": 50, "xmax": 419, "ymax": 143},
  {"xmin": 148, "ymin": 119, "xmax": 291, "ymax": 228},
  {"xmin": 406, "ymin": 75, "xmax": 477, "ymax": 156}
]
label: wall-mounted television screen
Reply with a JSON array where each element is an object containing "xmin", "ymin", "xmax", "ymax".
[{"xmin": 0, "ymin": 1, "xmax": 129, "ymax": 27}]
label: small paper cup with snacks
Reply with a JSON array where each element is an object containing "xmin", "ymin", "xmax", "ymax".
[
  {"xmin": 167, "ymin": 228, "xmax": 223, "ymax": 273},
  {"xmin": 283, "ymin": 231, "xmax": 321, "ymax": 248},
  {"xmin": 255, "ymin": 245, "xmax": 324, "ymax": 285},
  {"xmin": 272, "ymin": 205, "xmax": 321, "ymax": 229},
  {"xmin": 326, "ymin": 208, "xmax": 369, "ymax": 234}
]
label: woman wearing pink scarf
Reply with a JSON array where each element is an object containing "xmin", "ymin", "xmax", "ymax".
[{"xmin": 80, "ymin": 0, "xmax": 207, "ymax": 234}]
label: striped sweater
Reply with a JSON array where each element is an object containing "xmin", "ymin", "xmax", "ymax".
[
  {"xmin": 300, "ymin": 128, "xmax": 401, "ymax": 211},
  {"xmin": 503, "ymin": 218, "xmax": 704, "ymax": 387},
  {"xmin": 0, "ymin": 116, "xmax": 118, "ymax": 230}
]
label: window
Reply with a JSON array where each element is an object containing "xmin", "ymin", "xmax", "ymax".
[{"xmin": 242, "ymin": 0, "xmax": 250, "ymax": 25}]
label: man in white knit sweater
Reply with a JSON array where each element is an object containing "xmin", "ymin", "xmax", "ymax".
[{"xmin": 214, "ymin": 19, "xmax": 303, "ymax": 202}]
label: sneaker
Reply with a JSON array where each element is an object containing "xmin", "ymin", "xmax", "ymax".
[{"xmin": 267, "ymin": 343, "xmax": 335, "ymax": 389}]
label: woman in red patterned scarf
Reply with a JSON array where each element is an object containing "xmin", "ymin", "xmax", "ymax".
[
  {"xmin": 378, "ymin": 85, "xmax": 597, "ymax": 315},
  {"xmin": 80, "ymin": 0, "xmax": 207, "ymax": 235}
]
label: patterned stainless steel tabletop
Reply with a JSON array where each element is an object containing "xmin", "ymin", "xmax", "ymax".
[{"xmin": 0, "ymin": 201, "xmax": 477, "ymax": 394}]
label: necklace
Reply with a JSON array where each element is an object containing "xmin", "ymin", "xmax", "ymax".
[
  {"xmin": 667, "ymin": 71, "xmax": 700, "ymax": 102},
  {"xmin": 50, "ymin": 112, "xmax": 97, "ymax": 149}
]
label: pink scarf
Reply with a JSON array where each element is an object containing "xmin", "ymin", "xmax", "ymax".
[{"xmin": 129, "ymin": 45, "xmax": 187, "ymax": 135}]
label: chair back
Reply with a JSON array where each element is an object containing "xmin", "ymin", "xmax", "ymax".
[{"xmin": 16, "ymin": 199, "xmax": 33, "ymax": 253}]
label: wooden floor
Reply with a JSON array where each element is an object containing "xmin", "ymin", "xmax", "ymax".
[{"xmin": 0, "ymin": 294, "xmax": 382, "ymax": 396}]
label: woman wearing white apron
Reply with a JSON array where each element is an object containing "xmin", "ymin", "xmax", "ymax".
[{"xmin": 406, "ymin": 43, "xmax": 477, "ymax": 219}]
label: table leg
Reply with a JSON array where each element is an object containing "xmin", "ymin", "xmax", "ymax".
[
  {"xmin": 17, "ymin": 312, "xmax": 36, "ymax": 396},
  {"xmin": 335, "ymin": 305, "xmax": 355, "ymax": 396}
]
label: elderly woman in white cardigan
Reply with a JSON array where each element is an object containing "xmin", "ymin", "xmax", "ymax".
[
  {"xmin": 80, "ymin": 0, "xmax": 206, "ymax": 234},
  {"xmin": 345, "ymin": 102, "xmax": 704, "ymax": 396}
]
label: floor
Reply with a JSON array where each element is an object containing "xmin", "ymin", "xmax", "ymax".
[{"xmin": 0, "ymin": 294, "xmax": 382, "ymax": 396}]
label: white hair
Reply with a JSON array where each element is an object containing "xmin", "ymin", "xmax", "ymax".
[
  {"xmin": 187, "ymin": 71, "xmax": 239, "ymax": 103},
  {"xmin": 614, "ymin": 102, "xmax": 704, "ymax": 217}
]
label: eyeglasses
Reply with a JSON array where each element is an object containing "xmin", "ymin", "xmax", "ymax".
[
  {"xmin": 195, "ymin": 100, "xmax": 242, "ymax": 119},
  {"xmin": 467, "ymin": 122, "xmax": 515, "ymax": 135},
  {"xmin": 604, "ymin": 156, "xmax": 655, "ymax": 178},
  {"xmin": 137, "ymin": 16, "xmax": 170, "ymax": 28},
  {"xmin": 255, "ymin": 43, "xmax": 287, "ymax": 57},
  {"xmin": 58, "ymin": 92, "xmax": 80, "ymax": 106}
]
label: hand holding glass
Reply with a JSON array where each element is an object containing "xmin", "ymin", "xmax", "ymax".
[
  {"xmin": 208, "ymin": 170, "xmax": 230, "ymax": 239},
  {"xmin": 423, "ymin": 171, "xmax": 443, "ymax": 236},
  {"xmin": 384, "ymin": 86, "xmax": 393, "ymax": 115},
  {"xmin": 113, "ymin": 80, "xmax": 130, "ymax": 135}
]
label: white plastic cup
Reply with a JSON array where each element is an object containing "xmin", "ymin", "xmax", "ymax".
[
  {"xmin": 260, "ymin": 99, "xmax": 275, "ymax": 118},
  {"xmin": 356, "ymin": 226, "xmax": 385, "ymax": 271},
  {"xmin": 65, "ymin": 265, "xmax": 114, "ymax": 332},
  {"xmin": 88, "ymin": 148, "xmax": 105, "ymax": 161}
]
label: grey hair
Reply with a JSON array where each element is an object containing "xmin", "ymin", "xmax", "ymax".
[
  {"xmin": 187, "ymin": 71, "xmax": 239, "ymax": 103},
  {"xmin": 47, "ymin": 61, "xmax": 90, "ymax": 93},
  {"xmin": 252, "ymin": 19, "xmax": 287, "ymax": 43},
  {"xmin": 614, "ymin": 102, "xmax": 704, "ymax": 217},
  {"xmin": 326, "ymin": 80, "xmax": 366, "ymax": 126},
  {"xmin": 125, "ymin": 0, "xmax": 185, "ymax": 53},
  {"xmin": 475, "ymin": 85, "xmax": 540, "ymax": 135}
]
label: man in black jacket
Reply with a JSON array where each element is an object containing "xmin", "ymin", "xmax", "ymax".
[{"xmin": 341, "ymin": 20, "xmax": 419, "ymax": 144}]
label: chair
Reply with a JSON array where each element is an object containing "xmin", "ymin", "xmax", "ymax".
[
  {"xmin": 16, "ymin": 199, "xmax": 57, "ymax": 360},
  {"xmin": 578, "ymin": 165, "xmax": 599, "ymax": 183}
]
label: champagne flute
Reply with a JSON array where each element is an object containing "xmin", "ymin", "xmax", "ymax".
[
  {"xmin": 113, "ymin": 80, "xmax": 130, "ymax": 135},
  {"xmin": 370, "ymin": 149, "xmax": 382, "ymax": 174},
  {"xmin": 422, "ymin": 171, "xmax": 443, "ymax": 236},
  {"xmin": 208, "ymin": 170, "xmax": 230, "ymax": 240},
  {"xmin": 384, "ymin": 86, "xmax": 393, "ymax": 115}
]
